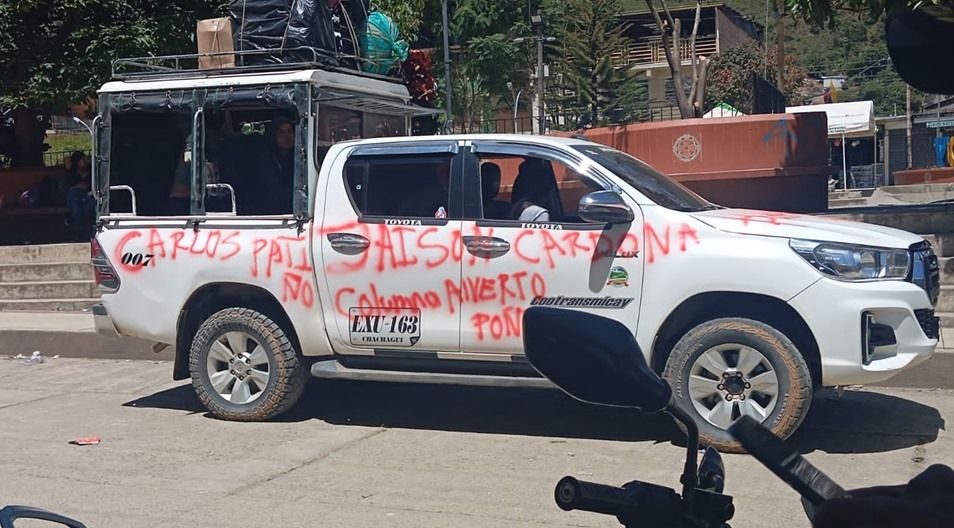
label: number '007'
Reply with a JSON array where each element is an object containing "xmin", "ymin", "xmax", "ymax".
[{"xmin": 121, "ymin": 253, "xmax": 154, "ymax": 267}]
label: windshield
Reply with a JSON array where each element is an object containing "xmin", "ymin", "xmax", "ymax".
[{"xmin": 574, "ymin": 144, "xmax": 718, "ymax": 212}]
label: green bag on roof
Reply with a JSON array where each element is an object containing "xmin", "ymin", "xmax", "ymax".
[{"xmin": 359, "ymin": 11, "xmax": 409, "ymax": 75}]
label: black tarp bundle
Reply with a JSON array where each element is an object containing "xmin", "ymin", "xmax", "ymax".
[{"xmin": 230, "ymin": 0, "xmax": 337, "ymax": 66}]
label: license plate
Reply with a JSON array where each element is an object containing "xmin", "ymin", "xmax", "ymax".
[{"xmin": 348, "ymin": 307, "xmax": 421, "ymax": 347}]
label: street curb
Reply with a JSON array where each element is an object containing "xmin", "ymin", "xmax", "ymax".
[{"xmin": 0, "ymin": 329, "xmax": 175, "ymax": 361}]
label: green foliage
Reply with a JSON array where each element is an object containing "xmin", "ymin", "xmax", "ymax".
[
  {"xmin": 0, "ymin": 1, "xmax": 229, "ymax": 111},
  {"xmin": 432, "ymin": 0, "xmax": 533, "ymax": 127},
  {"xmin": 723, "ymin": 0, "xmax": 920, "ymax": 115},
  {"xmin": 706, "ymin": 43, "xmax": 805, "ymax": 112},
  {"xmin": 784, "ymin": 0, "xmax": 946, "ymax": 27},
  {"xmin": 44, "ymin": 132, "xmax": 91, "ymax": 157},
  {"xmin": 706, "ymin": 45, "xmax": 763, "ymax": 113},
  {"xmin": 545, "ymin": 0, "xmax": 646, "ymax": 128},
  {"xmin": 372, "ymin": 0, "xmax": 427, "ymax": 42}
]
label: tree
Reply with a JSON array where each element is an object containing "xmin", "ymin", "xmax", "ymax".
[
  {"xmin": 0, "ymin": 1, "xmax": 228, "ymax": 167},
  {"xmin": 424, "ymin": 0, "xmax": 533, "ymax": 130},
  {"xmin": 706, "ymin": 44, "xmax": 806, "ymax": 112},
  {"xmin": 546, "ymin": 0, "xmax": 646, "ymax": 128},
  {"xmin": 784, "ymin": 0, "xmax": 945, "ymax": 27},
  {"xmin": 643, "ymin": 0, "xmax": 709, "ymax": 118},
  {"xmin": 372, "ymin": 0, "xmax": 427, "ymax": 43}
]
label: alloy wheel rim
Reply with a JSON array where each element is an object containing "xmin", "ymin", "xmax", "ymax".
[
  {"xmin": 206, "ymin": 331, "xmax": 270, "ymax": 404},
  {"xmin": 687, "ymin": 343, "xmax": 780, "ymax": 429}
]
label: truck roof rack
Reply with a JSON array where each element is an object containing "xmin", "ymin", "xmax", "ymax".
[{"xmin": 111, "ymin": 47, "xmax": 403, "ymax": 85}]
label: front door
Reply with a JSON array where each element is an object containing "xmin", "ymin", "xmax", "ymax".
[
  {"xmin": 318, "ymin": 141, "xmax": 464, "ymax": 355},
  {"xmin": 458, "ymin": 141, "xmax": 645, "ymax": 355}
]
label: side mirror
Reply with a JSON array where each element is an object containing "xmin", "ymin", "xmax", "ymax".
[
  {"xmin": 578, "ymin": 190, "xmax": 635, "ymax": 224},
  {"xmin": 0, "ymin": 505, "xmax": 87, "ymax": 528},
  {"xmin": 523, "ymin": 307, "xmax": 672, "ymax": 412},
  {"xmin": 887, "ymin": 7, "xmax": 954, "ymax": 95}
]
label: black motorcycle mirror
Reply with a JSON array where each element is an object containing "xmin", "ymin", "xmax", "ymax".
[
  {"xmin": 523, "ymin": 307, "xmax": 701, "ymax": 497},
  {"xmin": 0, "ymin": 505, "xmax": 87, "ymax": 528},
  {"xmin": 886, "ymin": 5, "xmax": 954, "ymax": 95}
]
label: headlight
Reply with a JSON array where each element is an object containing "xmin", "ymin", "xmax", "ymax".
[{"xmin": 789, "ymin": 239, "xmax": 910, "ymax": 281}]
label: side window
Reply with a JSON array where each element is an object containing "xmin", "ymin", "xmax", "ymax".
[
  {"xmin": 316, "ymin": 105, "xmax": 408, "ymax": 165},
  {"xmin": 203, "ymin": 109, "xmax": 300, "ymax": 216},
  {"xmin": 109, "ymin": 112, "xmax": 193, "ymax": 216},
  {"xmin": 476, "ymin": 153, "xmax": 604, "ymax": 223},
  {"xmin": 343, "ymin": 154, "xmax": 453, "ymax": 219}
]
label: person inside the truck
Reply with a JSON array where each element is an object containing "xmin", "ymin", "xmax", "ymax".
[
  {"xmin": 480, "ymin": 162, "xmax": 510, "ymax": 219},
  {"xmin": 252, "ymin": 117, "xmax": 295, "ymax": 215},
  {"xmin": 509, "ymin": 158, "xmax": 556, "ymax": 222},
  {"xmin": 397, "ymin": 157, "xmax": 451, "ymax": 218}
]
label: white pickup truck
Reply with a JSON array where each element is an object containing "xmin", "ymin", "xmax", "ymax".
[{"xmin": 90, "ymin": 64, "xmax": 940, "ymax": 450}]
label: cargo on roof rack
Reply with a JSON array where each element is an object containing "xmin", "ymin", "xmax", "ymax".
[{"xmin": 111, "ymin": 47, "xmax": 401, "ymax": 84}]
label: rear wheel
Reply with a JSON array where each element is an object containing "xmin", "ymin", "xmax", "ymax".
[
  {"xmin": 189, "ymin": 307, "xmax": 307, "ymax": 421},
  {"xmin": 663, "ymin": 318, "xmax": 812, "ymax": 453}
]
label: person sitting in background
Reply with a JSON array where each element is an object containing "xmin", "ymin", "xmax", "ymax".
[{"xmin": 65, "ymin": 151, "xmax": 96, "ymax": 237}]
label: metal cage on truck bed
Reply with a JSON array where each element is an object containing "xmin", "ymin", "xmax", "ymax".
[{"xmin": 111, "ymin": 47, "xmax": 404, "ymax": 84}]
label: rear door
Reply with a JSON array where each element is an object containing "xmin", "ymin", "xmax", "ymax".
[
  {"xmin": 458, "ymin": 141, "xmax": 645, "ymax": 355},
  {"xmin": 317, "ymin": 141, "xmax": 464, "ymax": 355}
]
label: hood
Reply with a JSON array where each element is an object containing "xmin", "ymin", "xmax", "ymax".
[{"xmin": 690, "ymin": 208, "xmax": 923, "ymax": 249}]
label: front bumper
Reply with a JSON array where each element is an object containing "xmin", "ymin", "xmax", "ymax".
[
  {"xmin": 789, "ymin": 278, "xmax": 937, "ymax": 386},
  {"xmin": 91, "ymin": 303, "xmax": 119, "ymax": 336}
]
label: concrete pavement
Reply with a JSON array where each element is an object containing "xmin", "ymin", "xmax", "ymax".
[{"xmin": 0, "ymin": 357, "xmax": 950, "ymax": 527}]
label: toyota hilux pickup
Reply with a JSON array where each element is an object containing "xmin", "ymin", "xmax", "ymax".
[{"xmin": 89, "ymin": 62, "xmax": 940, "ymax": 451}]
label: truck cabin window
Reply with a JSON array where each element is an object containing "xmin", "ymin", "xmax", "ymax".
[
  {"xmin": 477, "ymin": 154, "xmax": 604, "ymax": 223},
  {"xmin": 108, "ymin": 108, "xmax": 301, "ymax": 217},
  {"xmin": 344, "ymin": 154, "xmax": 453, "ymax": 219}
]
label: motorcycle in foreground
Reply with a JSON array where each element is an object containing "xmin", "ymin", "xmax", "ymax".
[{"xmin": 522, "ymin": 307, "xmax": 848, "ymax": 528}]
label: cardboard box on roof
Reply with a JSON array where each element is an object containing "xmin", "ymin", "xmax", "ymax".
[{"xmin": 197, "ymin": 18, "xmax": 235, "ymax": 69}]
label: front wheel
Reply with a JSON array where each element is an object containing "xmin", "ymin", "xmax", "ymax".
[
  {"xmin": 189, "ymin": 307, "xmax": 308, "ymax": 421},
  {"xmin": 663, "ymin": 318, "xmax": 812, "ymax": 453}
]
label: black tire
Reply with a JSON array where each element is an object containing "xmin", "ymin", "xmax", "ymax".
[
  {"xmin": 662, "ymin": 318, "xmax": 812, "ymax": 453},
  {"xmin": 189, "ymin": 307, "xmax": 308, "ymax": 421}
]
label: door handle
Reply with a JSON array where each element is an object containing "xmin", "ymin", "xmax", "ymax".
[
  {"xmin": 463, "ymin": 236, "xmax": 511, "ymax": 259},
  {"xmin": 327, "ymin": 233, "xmax": 370, "ymax": 255}
]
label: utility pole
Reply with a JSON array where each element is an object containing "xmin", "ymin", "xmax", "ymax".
[
  {"xmin": 535, "ymin": 11, "xmax": 545, "ymax": 134},
  {"xmin": 441, "ymin": 0, "xmax": 452, "ymax": 131},
  {"xmin": 906, "ymin": 84, "xmax": 912, "ymax": 168},
  {"xmin": 775, "ymin": 0, "xmax": 785, "ymax": 92},
  {"xmin": 515, "ymin": 12, "xmax": 555, "ymax": 135}
]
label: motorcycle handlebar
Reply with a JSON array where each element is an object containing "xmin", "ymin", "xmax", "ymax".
[
  {"xmin": 554, "ymin": 476, "xmax": 636, "ymax": 516},
  {"xmin": 554, "ymin": 476, "xmax": 684, "ymax": 526}
]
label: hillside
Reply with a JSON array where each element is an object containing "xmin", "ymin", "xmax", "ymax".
[{"xmin": 619, "ymin": 0, "xmax": 920, "ymax": 115}]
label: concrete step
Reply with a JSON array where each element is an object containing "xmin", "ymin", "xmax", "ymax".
[
  {"xmin": 937, "ymin": 286, "xmax": 954, "ymax": 312},
  {"xmin": 879, "ymin": 182, "xmax": 954, "ymax": 195},
  {"xmin": 921, "ymin": 234, "xmax": 954, "ymax": 258},
  {"xmin": 0, "ymin": 280, "xmax": 98, "ymax": 300},
  {"xmin": 0, "ymin": 243, "xmax": 89, "ymax": 265},
  {"xmin": 828, "ymin": 197, "xmax": 870, "ymax": 208},
  {"xmin": 940, "ymin": 312, "xmax": 954, "ymax": 328},
  {"xmin": 0, "ymin": 298, "xmax": 99, "ymax": 312},
  {"xmin": 0, "ymin": 262, "xmax": 93, "ymax": 282},
  {"xmin": 829, "ymin": 190, "xmax": 865, "ymax": 200},
  {"xmin": 940, "ymin": 257, "xmax": 954, "ymax": 284}
]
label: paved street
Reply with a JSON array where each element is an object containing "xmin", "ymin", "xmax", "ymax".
[{"xmin": 0, "ymin": 357, "xmax": 950, "ymax": 528}]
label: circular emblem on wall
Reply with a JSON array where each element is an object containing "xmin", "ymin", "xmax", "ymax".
[{"xmin": 672, "ymin": 133, "xmax": 702, "ymax": 162}]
